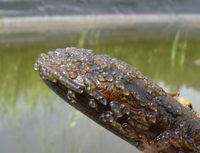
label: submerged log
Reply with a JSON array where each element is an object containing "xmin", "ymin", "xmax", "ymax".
[{"xmin": 35, "ymin": 47, "xmax": 200, "ymax": 153}]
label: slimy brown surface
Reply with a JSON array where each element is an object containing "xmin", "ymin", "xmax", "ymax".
[{"xmin": 35, "ymin": 47, "xmax": 200, "ymax": 153}]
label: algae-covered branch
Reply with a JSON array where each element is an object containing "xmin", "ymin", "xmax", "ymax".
[{"xmin": 35, "ymin": 47, "xmax": 200, "ymax": 153}]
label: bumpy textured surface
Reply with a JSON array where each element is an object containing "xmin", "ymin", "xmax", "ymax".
[{"xmin": 35, "ymin": 47, "xmax": 200, "ymax": 153}]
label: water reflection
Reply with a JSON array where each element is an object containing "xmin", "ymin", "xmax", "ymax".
[{"xmin": 0, "ymin": 28, "xmax": 200, "ymax": 153}]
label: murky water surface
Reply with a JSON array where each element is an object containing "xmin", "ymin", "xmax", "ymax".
[
  {"xmin": 1, "ymin": 0, "xmax": 200, "ymax": 17},
  {"xmin": 0, "ymin": 28, "xmax": 200, "ymax": 153}
]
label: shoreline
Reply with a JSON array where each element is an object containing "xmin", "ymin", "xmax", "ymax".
[{"xmin": 1, "ymin": 14, "xmax": 200, "ymax": 32}]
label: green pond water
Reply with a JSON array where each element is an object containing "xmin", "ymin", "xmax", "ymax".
[{"xmin": 0, "ymin": 28, "xmax": 200, "ymax": 153}]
